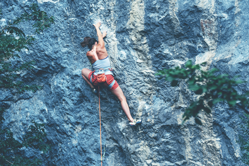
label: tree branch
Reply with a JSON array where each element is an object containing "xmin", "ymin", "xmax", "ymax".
[{"xmin": 0, "ymin": 154, "xmax": 14, "ymax": 165}]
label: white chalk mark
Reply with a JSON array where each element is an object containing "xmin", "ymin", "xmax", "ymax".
[{"xmin": 37, "ymin": 0, "xmax": 59, "ymax": 4}]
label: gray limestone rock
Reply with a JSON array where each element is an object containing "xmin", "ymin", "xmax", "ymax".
[{"xmin": 1, "ymin": 0, "xmax": 248, "ymax": 165}]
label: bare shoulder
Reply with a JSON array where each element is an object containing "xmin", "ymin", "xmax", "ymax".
[
  {"xmin": 86, "ymin": 51, "xmax": 95, "ymax": 57},
  {"xmin": 96, "ymin": 44, "xmax": 106, "ymax": 51},
  {"xmin": 86, "ymin": 51, "xmax": 91, "ymax": 56},
  {"xmin": 97, "ymin": 42, "xmax": 105, "ymax": 48}
]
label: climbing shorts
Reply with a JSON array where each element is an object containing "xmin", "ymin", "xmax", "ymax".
[{"xmin": 88, "ymin": 71, "xmax": 119, "ymax": 90}]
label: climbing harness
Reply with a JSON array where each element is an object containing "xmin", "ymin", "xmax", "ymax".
[
  {"xmin": 95, "ymin": 69, "xmax": 107, "ymax": 83},
  {"xmin": 90, "ymin": 68, "xmax": 116, "ymax": 90}
]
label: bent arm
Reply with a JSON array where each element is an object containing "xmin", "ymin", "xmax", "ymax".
[{"xmin": 94, "ymin": 22, "xmax": 105, "ymax": 48}]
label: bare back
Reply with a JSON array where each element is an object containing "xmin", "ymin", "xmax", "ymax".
[
  {"xmin": 86, "ymin": 44, "xmax": 108, "ymax": 64},
  {"xmin": 96, "ymin": 44, "xmax": 108, "ymax": 60}
]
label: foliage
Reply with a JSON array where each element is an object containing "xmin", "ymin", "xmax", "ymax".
[
  {"xmin": 0, "ymin": 4, "xmax": 54, "ymax": 93},
  {"xmin": 0, "ymin": 60, "xmax": 42, "ymax": 93},
  {"xmin": 0, "ymin": 3, "xmax": 54, "ymax": 165},
  {"xmin": 239, "ymin": 114, "xmax": 249, "ymax": 165},
  {"xmin": 156, "ymin": 60, "xmax": 249, "ymax": 125},
  {"xmin": 0, "ymin": 120, "xmax": 50, "ymax": 166}
]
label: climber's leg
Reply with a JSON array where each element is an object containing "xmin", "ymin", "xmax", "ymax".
[
  {"xmin": 81, "ymin": 68, "xmax": 92, "ymax": 80},
  {"xmin": 111, "ymin": 86, "xmax": 134, "ymax": 123}
]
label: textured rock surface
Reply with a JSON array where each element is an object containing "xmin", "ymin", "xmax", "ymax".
[{"xmin": 1, "ymin": 0, "xmax": 249, "ymax": 165}]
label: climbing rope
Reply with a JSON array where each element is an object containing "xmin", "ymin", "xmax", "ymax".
[
  {"xmin": 98, "ymin": 86, "xmax": 103, "ymax": 166},
  {"xmin": 82, "ymin": 75, "xmax": 103, "ymax": 165},
  {"xmin": 82, "ymin": 75, "xmax": 95, "ymax": 90}
]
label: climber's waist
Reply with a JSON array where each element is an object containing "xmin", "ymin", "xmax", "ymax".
[
  {"xmin": 92, "ymin": 57, "xmax": 113, "ymax": 75},
  {"xmin": 93, "ymin": 68, "xmax": 113, "ymax": 75}
]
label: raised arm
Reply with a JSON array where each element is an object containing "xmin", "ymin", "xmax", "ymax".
[{"xmin": 93, "ymin": 22, "xmax": 106, "ymax": 48}]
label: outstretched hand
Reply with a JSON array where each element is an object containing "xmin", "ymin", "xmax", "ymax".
[{"xmin": 93, "ymin": 22, "xmax": 101, "ymax": 28}]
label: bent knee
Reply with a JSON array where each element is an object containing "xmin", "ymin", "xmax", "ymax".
[
  {"xmin": 81, "ymin": 68, "xmax": 87, "ymax": 74},
  {"xmin": 81, "ymin": 68, "xmax": 89, "ymax": 76}
]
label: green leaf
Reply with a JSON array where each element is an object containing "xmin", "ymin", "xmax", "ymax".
[
  {"xmin": 209, "ymin": 68, "xmax": 219, "ymax": 73},
  {"xmin": 201, "ymin": 62, "xmax": 207, "ymax": 65},
  {"xmin": 189, "ymin": 84, "xmax": 200, "ymax": 91},
  {"xmin": 155, "ymin": 72, "xmax": 162, "ymax": 76},
  {"xmin": 165, "ymin": 76, "xmax": 174, "ymax": 82},
  {"xmin": 209, "ymin": 85, "xmax": 218, "ymax": 91},
  {"xmin": 235, "ymin": 79, "xmax": 244, "ymax": 84},
  {"xmin": 192, "ymin": 65, "xmax": 200, "ymax": 70},
  {"xmin": 185, "ymin": 60, "xmax": 192, "ymax": 68},
  {"xmin": 220, "ymin": 74, "xmax": 228, "ymax": 78},
  {"xmin": 213, "ymin": 98, "xmax": 223, "ymax": 105},
  {"xmin": 228, "ymin": 100, "xmax": 237, "ymax": 107},
  {"xmin": 202, "ymin": 86, "xmax": 207, "ymax": 93}
]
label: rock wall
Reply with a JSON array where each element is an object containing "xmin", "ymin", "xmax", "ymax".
[{"xmin": 1, "ymin": 0, "xmax": 248, "ymax": 165}]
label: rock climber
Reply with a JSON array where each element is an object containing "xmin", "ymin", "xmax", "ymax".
[{"xmin": 81, "ymin": 22, "xmax": 141, "ymax": 126}]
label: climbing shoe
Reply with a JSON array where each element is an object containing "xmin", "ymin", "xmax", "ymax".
[
  {"xmin": 129, "ymin": 121, "xmax": 136, "ymax": 126},
  {"xmin": 92, "ymin": 88, "xmax": 97, "ymax": 94},
  {"xmin": 135, "ymin": 119, "xmax": 142, "ymax": 125},
  {"xmin": 129, "ymin": 120, "xmax": 142, "ymax": 126}
]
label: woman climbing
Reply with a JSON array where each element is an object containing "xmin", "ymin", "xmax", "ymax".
[{"xmin": 81, "ymin": 22, "xmax": 141, "ymax": 126}]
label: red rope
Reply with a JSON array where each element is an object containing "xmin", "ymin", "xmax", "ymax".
[{"xmin": 82, "ymin": 75, "xmax": 95, "ymax": 89}]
